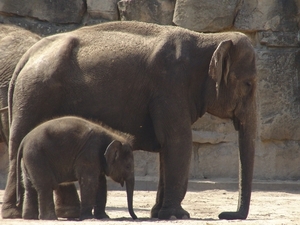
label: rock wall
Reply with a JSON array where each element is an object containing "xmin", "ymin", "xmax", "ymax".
[{"xmin": 0, "ymin": 0, "xmax": 300, "ymax": 185}]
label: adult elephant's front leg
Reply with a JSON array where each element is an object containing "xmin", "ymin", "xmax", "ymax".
[
  {"xmin": 150, "ymin": 152, "xmax": 165, "ymax": 218},
  {"xmin": 152, "ymin": 132, "xmax": 192, "ymax": 219}
]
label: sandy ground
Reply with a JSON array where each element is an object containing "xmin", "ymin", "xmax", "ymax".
[{"xmin": 1, "ymin": 184, "xmax": 300, "ymax": 225}]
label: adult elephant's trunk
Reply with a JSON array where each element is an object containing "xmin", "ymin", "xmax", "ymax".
[
  {"xmin": 125, "ymin": 177, "xmax": 137, "ymax": 219},
  {"xmin": 219, "ymin": 99, "xmax": 257, "ymax": 220}
]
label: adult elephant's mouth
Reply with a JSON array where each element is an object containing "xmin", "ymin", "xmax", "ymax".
[
  {"xmin": 232, "ymin": 102, "xmax": 244, "ymax": 130},
  {"xmin": 120, "ymin": 178, "xmax": 124, "ymax": 187},
  {"xmin": 232, "ymin": 115, "xmax": 241, "ymax": 131}
]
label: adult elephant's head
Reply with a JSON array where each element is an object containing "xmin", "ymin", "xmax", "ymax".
[{"xmin": 206, "ymin": 33, "xmax": 257, "ymax": 219}]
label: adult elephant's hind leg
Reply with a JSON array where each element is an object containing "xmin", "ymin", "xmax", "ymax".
[
  {"xmin": 54, "ymin": 184, "xmax": 80, "ymax": 218},
  {"xmin": 2, "ymin": 124, "xmax": 29, "ymax": 218},
  {"xmin": 1, "ymin": 158, "xmax": 22, "ymax": 218}
]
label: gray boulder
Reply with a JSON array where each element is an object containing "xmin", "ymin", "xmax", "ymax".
[
  {"xmin": 173, "ymin": 0, "xmax": 239, "ymax": 32},
  {"xmin": 118, "ymin": 0, "xmax": 175, "ymax": 25},
  {"xmin": 87, "ymin": 0, "xmax": 119, "ymax": 21},
  {"xmin": 234, "ymin": 0, "xmax": 299, "ymax": 32},
  {"xmin": 0, "ymin": 0, "xmax": 85, "ymax": 24}
]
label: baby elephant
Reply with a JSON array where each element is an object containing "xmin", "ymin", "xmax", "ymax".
[{"xmin": 16, "ymin": 116, "xmax": 137, "ymax": 220}]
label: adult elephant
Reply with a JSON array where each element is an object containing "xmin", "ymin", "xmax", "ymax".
[
  {"xmin": 0, "ymin": 24, "xmax": 41, "ymax": 144},
  {"xmin": 3, "ymin": 21, "xmax": 257, "ymax": 220}
]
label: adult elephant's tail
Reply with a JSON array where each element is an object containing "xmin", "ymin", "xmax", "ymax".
[{"xmin": 16, "ymin": 141, "xmax": 24, "ymax": 207}]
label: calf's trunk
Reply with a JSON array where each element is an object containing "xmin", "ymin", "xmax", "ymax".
[{"xmin": 125, "ymin": 177, "xmax": 137, "ymax": 219}]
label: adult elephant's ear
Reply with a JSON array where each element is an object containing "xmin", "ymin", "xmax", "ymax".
[{"xmin": 208, "ymin": 40, "xmax": 233, "ymax": 97}]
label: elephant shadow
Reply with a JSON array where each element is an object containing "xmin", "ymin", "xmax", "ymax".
[{"xmin": 104, "ymin": 206, "xmax": 218, "ymax": 222}]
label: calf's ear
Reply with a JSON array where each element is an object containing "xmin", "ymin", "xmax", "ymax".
[
  {"xmin": 104, "ymin": 140, "xmax": 122, "ymax": 168},
  {"xmin": 209, "ymin": 40, "xmax": 233, "ymax": 97}
]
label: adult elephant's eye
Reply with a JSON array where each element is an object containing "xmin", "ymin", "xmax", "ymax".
[
  {"xmin": 245, "ymin": 81, "xmax": 252, "ymax": 88},
  {"xmin": 242, "ymin": 81, "xmax": 252, "ymax": 95}
]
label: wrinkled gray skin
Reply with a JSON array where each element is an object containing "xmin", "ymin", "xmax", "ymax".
[
  {"xmin": 4, "ymin": 21, "xmax": 257, "ymax": 220},
  {"xmin": 0, "ymin": 24, "xmax": 40, "ymax": 144},
  {"xmin": 16, "ymin": 116, "xmax": 137, "ymax": 220}
]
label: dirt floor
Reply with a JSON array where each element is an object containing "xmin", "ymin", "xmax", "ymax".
[{"xmin": 1, "ymin": 180, "xmax": 300, "ymax": 225}]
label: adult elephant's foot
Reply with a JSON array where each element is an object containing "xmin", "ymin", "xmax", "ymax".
[
  {"xmin": 94, "ymin": 207, "xmax": 110, "ymax": 219},
  {"xmin": 151, "ymin": 204, "xmax": 190, "ymax": 220},
  {"xmin": 79, "ymin": 213, "xmax": 94, "ymax": 221},
  {"xmin": 1, "ymin": 203, "xmax": 22, "ymax": 219},
  {"xmin": 150, "ymin": 203, "xmax": 160, "ymax": 218},
  {"xmin": 218, "ymin": 210, "xmax": 248, "ymax": 220}
]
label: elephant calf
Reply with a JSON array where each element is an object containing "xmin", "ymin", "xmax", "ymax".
[{"xmin": 16, "ymin": 116, "xmax": 137, "ymax": 220}]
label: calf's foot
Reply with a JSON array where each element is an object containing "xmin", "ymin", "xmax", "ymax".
[
  {"xmin": 39, "ymin": 213, "xmax": 57, "ymax": 220},
  {"xmin": 22, "ymin": 205, "xmax": 38, "ymax": 220},
  {"xmin": 54, "ymin": 184, "xmax": 80, "ymax": 218},
  {"xmin": 55, "ymin": 206, "xmax": 80, "ymax": 218}
]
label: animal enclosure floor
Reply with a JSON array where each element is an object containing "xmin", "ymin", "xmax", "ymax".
[{"xmin": 1, "ymin": 188, "xmax": 300, "ymax": 224}]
